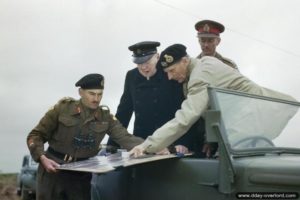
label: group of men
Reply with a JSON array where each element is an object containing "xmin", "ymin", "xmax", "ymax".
[{"xmin": 26, "ymin": 19, "xmax": 296, "ymax": 200}]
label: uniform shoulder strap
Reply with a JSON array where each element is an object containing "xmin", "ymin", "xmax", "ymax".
[
  {"xmin": 221, "ymin": 57, "xmax": 238, "ymax": 69},
  {"xmin": 215, "ymin": 52, "xmax": 238, "ymax": 70},
  {"xmin": 100, "ymin": 105, "xmax": 111, "ymax": 119},
  {"xmin": 58, "ymin": 97, "xmax": 76, "ymax": 104}
]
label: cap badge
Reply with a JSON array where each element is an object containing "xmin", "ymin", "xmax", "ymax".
[
  {"xmin": 164, "ymin": 54, "xmax": 174, "ymax": 63},
  {"xmin": 161, "ymin": 61, "xmax": 168, "ymax": 67},
  {"xmin": 101, "ymin": 80, "xmax": 104, "ymax": 88},
  {"xmin": 137, "ymin": 49, "xmax": 142, "ymax": 54},
  {"xmin": 203, "ymin": 24, "xmax": 210, "ymax": 32}
]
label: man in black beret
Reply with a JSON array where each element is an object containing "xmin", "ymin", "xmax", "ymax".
[
  {"xmin": 130, "ymin": 44, "xmax": 295, "ymax": 157},
  {"xmin": 195, "ymin": 19, "xmax": 238, "ymax": 69},
  {"xmin": 27, "ymin": 73, "xmax": 143, "ymax": 200}
]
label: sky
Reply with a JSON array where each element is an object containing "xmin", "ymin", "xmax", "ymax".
[{"xmin": 0, "ymin": 0, "xmax": 300, "ymax": 173}]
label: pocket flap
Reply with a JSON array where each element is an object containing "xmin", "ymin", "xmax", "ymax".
[
  {"xmin": 58, "ymin": 115, "xmax": 79, "ymax": 126},
  {"xmin": 89, "ymin": 122, "xmax": 108, "ymax": 133}
]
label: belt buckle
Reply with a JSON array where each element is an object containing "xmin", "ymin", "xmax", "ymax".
[{"xmin": 63, "ymin": 154, "xmax": 73, "ymax": 163}]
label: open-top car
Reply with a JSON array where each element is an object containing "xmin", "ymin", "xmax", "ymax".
[
  {"xmin": 17, "ymin": 155, "xmax": 37, "ymax": 200},
  {"xmin": 92, "ymin": 87, "xmax": 300, "ymax": 200}
]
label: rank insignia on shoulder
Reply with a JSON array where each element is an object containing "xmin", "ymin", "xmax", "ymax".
[
  {"xmin": 47, "ymin": 106, "xmax": 54, "ymax": 112},
  {"xmin": 112, "ymin": 115, "xmax": 118, "ymax": 121},
  {"xmin": 101, "ymin": 105, "xmax": 110, "ymax": 112},
  {"xmin": 28, "ymin": 139, "xmax": 35, "ymax": 147},
  {"xmin": 75, "ymin": 106, "xmax": 81, "ymax": 114}
]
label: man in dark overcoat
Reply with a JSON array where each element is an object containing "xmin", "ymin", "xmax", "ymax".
[{"xmin": 108, "ymin": 41, "xmax": 198, "ymax": 153}]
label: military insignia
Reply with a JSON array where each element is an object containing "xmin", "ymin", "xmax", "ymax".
[
  {"xmin": 101, "ymin": 80, "xmax": 104, "ymax": 88},
  {"xmin": 164, "ymin": 54, "xmax": 174, "ymax": 63},
  {"xmin": 161, "ymin": 61, "xmax": 168, "ymax": 67},
  {"xmin": 137, "ymin": 49, "xmax": 142, "ymax": 55},
  {"xmin": 28, "ymin": 139, "xmax": 34, "ymax": 147},
  {"xmin": 101, "ymin": 105, "xmax": 109, "ymax": 111},
  {"xmin": 47, "ymin": 106, "xmax": 54, "ymax": 112},
  {"xmin": 203, "ymin": 24, "xmax": 210, "ymax": 32}
]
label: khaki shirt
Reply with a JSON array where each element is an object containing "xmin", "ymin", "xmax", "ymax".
[
  {"xmin": 27, "ymin": 98, "xmax": 143, "ymax": 162},
  {"xmin": 197, "ymin": 52, "xmax": 238, "ymax": 70},
  {"xmin": 141, "ymin": 57, "xmax": 296, "ymax": 153}
]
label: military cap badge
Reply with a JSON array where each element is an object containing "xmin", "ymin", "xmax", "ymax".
[
  {"xmin": 203, "ymin": 24, "xmax": 210, "ymax": 32},
  {"xmin": 161, "ymin": 61, "xmax": 168, "ymax": 67},
  {"xmin": 101, "ymin": 80, "xmax": 104, "ymax": 88},
  {"xmin": 137, "ymin": 49, "xmax": 142, "ymax": 55},
  {"xmin": 164, "ymin": 54, "xmax": 174, "ymax": 63}
]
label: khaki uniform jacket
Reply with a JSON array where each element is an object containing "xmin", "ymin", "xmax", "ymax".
[
  {"xmin": 197, "ymin": 52, "xmax": 238, "ymax": 70},
  {"xmin": 27, "ymin": 98, "xmax": 143, "ymax": 162},
  {"xmin": 141, "ymin": 57, "xmax": 296, "ymax": 153}
]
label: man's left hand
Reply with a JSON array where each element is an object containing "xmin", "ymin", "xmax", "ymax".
[{"xmin": 175, "ymin": 145, "xmax": 189, "ymax": 154}]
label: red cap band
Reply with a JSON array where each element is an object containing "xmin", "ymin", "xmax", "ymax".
[{"xmin": 198, "ymin": 27, "xmax": 220, "ymax": 35}]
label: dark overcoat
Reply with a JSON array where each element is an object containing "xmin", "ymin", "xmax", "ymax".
[
  {"xmin": 116, "ymin": 66, "xmax": 183, "ymax": 137},
  {"xmin": 108, "ymin": 65, "xmax": 199, "ymax": 150}
]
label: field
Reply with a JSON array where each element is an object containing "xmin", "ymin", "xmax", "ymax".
[{"xmin": 0, "ymin": 173, "xmax": 20, "ymax": 200}]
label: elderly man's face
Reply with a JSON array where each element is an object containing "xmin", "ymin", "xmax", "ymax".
[
  {"xmin": 137, "ymin": 53, "xmax": 159, "ymax": 79},
  {"xmin": 198, "ymin": 37, "xmax": 220, "ymax": 56},
  {"xmin": 79, "ymin": 89, "xmax": 103, "ymax": 109},
  {"xmin": 164, "ymin": 58, "xmax": 188, "ymax": 83}
]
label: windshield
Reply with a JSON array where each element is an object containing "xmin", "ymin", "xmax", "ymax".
[{"xmin": 215, "ymin": 90, "xmax": 300, "ymax": 152}]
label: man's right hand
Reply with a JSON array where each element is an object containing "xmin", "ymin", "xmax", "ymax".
[
  {"xmin": 40, "ymin": 155, "xmax": 60, "ymax": 173},
  {"xmin": 129, "ymin": 144, "xmax": 146, "ymax": 158}
]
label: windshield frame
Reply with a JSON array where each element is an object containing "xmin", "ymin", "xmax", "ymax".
[{"xmin": 207, "ymin": 87, "xmax": 300, "ymax": 157}]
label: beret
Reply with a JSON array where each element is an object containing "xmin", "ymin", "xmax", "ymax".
[
  {"xmin": 159, "ymin": 44, "xmax": 187, "ymax": 69},
  {"xmin": 75, "ymin": 73, "xmax": 104, "ymax": 89}
]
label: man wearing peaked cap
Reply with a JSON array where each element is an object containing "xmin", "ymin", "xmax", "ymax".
[
  {"xmin": 195, "ymin": 19, "xmax": 238, "ymax": 70},
  {"xmin": 107, "ymin": 40, "xmax": 195, "ymax": 153},
  {"xmin": 195, "ymin": 19, "xmax": 225, "ymax": 38},
  {"xmin": 130, "ymin": 43, "xmax": 296, "ymax": 157},
  {"xmin": 128, "ymin": 41, "xmax": 160, "ymax": 64},
  {"xmin": 26, "ymin": 73, "xmax": 143, "ymax": 200}
]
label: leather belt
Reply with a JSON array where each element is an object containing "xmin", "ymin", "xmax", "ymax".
[{"xmin": 47, "ymin": 147, "xmax": 89, "ymax": 162}]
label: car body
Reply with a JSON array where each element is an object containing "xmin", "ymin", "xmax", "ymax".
[
  {"xmin": 17, "ymin": 155, "xmax": 37, "ymax": 200},
  {"xmin": 92, "ymin": 87, "xmax": 300, "ymax": 200}
]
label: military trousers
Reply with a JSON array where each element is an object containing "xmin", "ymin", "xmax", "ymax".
[{"xmin": 37, "ymin": 164, "xmax": 92, "ymax": 200}]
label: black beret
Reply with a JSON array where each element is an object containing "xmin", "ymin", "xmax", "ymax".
[
  {"xmin": 159, "ymin": 44, "xmax": 187, "ymax": 69},
  {"xmin": 128, "ymin": 41, "xmax": 160, "ymax": 64},
  {"xmin": 195, "ymin": 19, "xmax": 225, "ymax": 38},
  {"xmin": 75, "ymin": 73, "xmax": 104, "ymax": 89}
]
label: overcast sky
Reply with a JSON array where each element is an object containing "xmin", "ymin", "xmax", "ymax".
[{"xmin": 1, "ymin": 0, "xmax": 300, "ymax": 173}]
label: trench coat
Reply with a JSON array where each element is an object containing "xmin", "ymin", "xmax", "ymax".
[{"xmin": 140, "ymin": 57, "xmax": 296, "ymax": 153}]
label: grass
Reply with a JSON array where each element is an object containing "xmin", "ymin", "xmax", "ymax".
[{"xmin": 0, "ymin": 173, "xmax": 20, "ymax": 200}]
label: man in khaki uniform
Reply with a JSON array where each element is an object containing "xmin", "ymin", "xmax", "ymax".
[
  {"xmin": 130, "ymin": 44, "xmax": 296, "ymax": 156},
  {"xmin": 195, "ymin": 19, "xmax": 238, "ymax": 70},
  {"xmin": 27, "ymin": 73, "xmax": 143, "ymax": 200}
]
